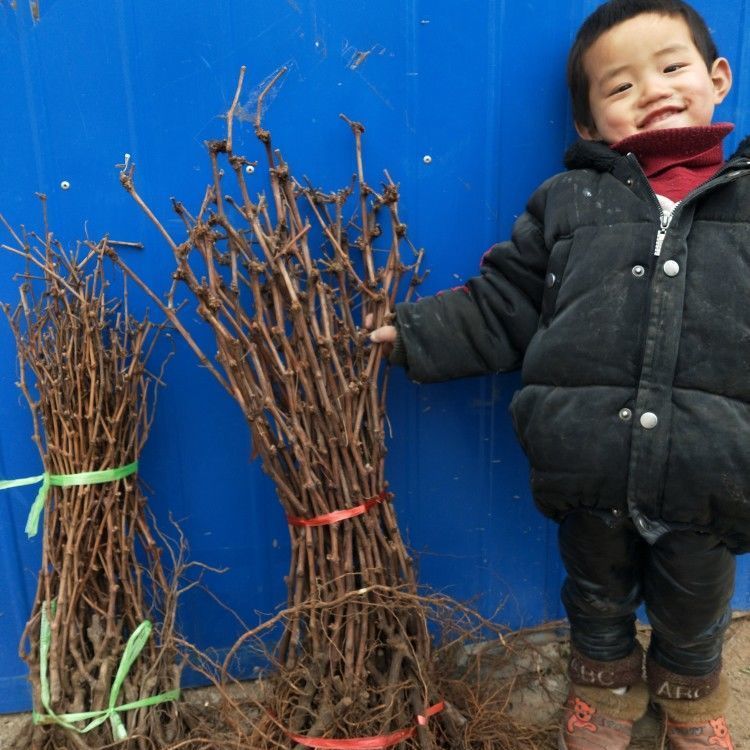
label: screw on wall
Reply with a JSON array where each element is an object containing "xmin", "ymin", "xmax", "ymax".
[
  {"xmin": 422, "ymin": 155, "xmax": 432, "ymax": 164},
  {"xmin": 60, "ymin": 180, "xmax": 71, "ymax": 191}
]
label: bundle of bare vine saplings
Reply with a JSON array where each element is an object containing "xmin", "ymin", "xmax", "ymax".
[
  {"xmin": 0, "ymin": 220, "xmax": 191, "ymax": 750},
  {"xmin": 115, "ymin": 68, "xmax": 554, "ymax": 750}
]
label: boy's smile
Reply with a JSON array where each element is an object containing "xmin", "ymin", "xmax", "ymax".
[{"xmin": 577, "ymin": 13, "xmax": 732, "ymax": 143}]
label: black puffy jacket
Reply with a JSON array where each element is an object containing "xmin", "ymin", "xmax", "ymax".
[{"xmin": 394, "ymin": 136, "xmax": 750, "ymax": 552}]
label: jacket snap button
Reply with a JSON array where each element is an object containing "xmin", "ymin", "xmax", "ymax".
[
  {"xmin": 632, "ymin": 265, "xmax": 645, "ymax": 278},
  {"xmin": 545, "ymin": 272, "xmax": 557, "ymax": 288},
  {"xmin": 619, "ymin": 408, "xmax": 632, "ymax": 420},
  {"xmin": 640, "ymin": 412, "xmax": 658, "ymax": 429},
  {"xmin": 663, "ymin": 260, "xmax": 680, "ymax": 277}
]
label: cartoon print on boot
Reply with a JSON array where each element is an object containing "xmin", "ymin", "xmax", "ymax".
[
  {"xmin": 708, "ymin": 716, "xmax": 733, "ymax": 748},
  {"xmin": 567, "ymin": 698, "xmax": 598, "ymax": 734}
]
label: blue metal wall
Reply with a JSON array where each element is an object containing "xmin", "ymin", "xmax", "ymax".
[{"xmin": 1, "ymin": 0, "xmax": 749, "ymax": 713}]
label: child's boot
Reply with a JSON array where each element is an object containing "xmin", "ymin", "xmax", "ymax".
[
  {"xmin": 559, "ymin": 645, "xmax": 648, "ymax": 750},
  {"xmin": 559, "ymin": 682, "xmax": 649, "ymax": 749},
  {"xmin": 648, "ymin": 659, "xmax": 735, "ymax": 749}
]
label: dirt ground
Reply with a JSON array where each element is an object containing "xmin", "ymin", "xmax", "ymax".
[{"xmin": 1, "ymin": 613, "xmax": 748, "ymax": 749}]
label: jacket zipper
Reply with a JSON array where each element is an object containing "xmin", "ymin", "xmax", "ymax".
[{"xmin": 654, "ymin": 211, "xmax": 673, "ymax": 257}]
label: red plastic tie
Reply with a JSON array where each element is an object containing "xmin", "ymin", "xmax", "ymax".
[
  {"xmin": 285, "ymin": 701, "xmax": 445, "ymax": 749},
  {"xmin": 287, "ymin": 491, "xmax": 390, "ymax": 528}
]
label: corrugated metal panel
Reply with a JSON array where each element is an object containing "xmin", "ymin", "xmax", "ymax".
[{"xmin": 0, "ymin": 0, "xmax": 748, "ymax": 713}]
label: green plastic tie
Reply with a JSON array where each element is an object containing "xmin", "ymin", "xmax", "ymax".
[
  {"xmin": 34, "ymin": 601, "xmax": 180, "ymax": 740},
  {"xmin": 0, "ymin": 461, "xmax": 139, "ymax": 538}
]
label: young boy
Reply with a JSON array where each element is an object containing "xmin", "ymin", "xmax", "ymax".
[{"xmin": 370, "ymin": 1, "xmax": 748, "ymax": 747}]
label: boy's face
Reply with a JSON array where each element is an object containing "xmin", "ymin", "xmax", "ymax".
[{"xmin": 577, "ymin": 13, "xmax": 732, "ymax": 143}]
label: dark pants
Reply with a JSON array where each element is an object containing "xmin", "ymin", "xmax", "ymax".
[{"xmin": 559, "ymin": 509, "xmax": 735, "ymax": 677}]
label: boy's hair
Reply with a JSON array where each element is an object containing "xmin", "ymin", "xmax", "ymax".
[{"xmin": 568, "ymin": 0, "xmax": 719, "ymax": 134}]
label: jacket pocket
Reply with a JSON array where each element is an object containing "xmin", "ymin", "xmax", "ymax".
[{"xmin": 539, "ymin": 235, "xmax": 573, "ymax": 326}]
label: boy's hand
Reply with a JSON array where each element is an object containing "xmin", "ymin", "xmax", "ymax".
[
  {"xmin": 369, "ymin": 325, "xmax": 396, "ymax": 344},
  {"xmin": 365, "ymin": 313, "xmax": 396, "ymax": 357},
  {"xmin": 364, "ymin": 313, "xmax": 397, "ymax": 350}
]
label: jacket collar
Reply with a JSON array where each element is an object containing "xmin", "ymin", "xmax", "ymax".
[
  {"xmin": 731, "ymin": 135, "xmax": 750, "ymax": 160},
  {"xmin": 564, "ymin": 134, "xmax": 750, "ymax": 173},
  {"xmin": 563, "ymin": 139, "xmax": 621, "ymax": 173}
]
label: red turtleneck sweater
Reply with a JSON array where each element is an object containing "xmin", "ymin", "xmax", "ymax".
[{"xmin": 611, "ymin": 123, "xmax": 734, "ymax": 202}]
